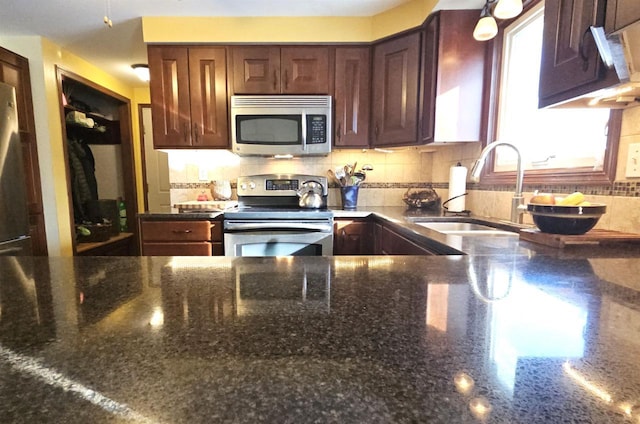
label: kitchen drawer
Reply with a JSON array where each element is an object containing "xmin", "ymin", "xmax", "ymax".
[
  {"xmin": 141, "ymin": 220, "xmax": 213, "ymax": 242},
  {"xmin": 142, "ymin": 242, "xmax": 212, "ymax": 256}
]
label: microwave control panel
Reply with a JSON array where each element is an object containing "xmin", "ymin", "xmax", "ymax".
[{"xmin": 306, "ymin": 115, "xmax": 327, "ymax": 144}]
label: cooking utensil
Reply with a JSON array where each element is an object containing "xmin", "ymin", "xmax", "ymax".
[
  {"xmin": 353, "ymin": 171, "xmax": 366, "ymax": 185},
  {"xmin": 327, "ymin": 169, "xmax": 342, "ymax": 186}
]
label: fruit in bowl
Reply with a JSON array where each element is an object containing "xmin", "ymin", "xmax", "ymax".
[{"xmin": 526, "ymin": 193, "xmax": 606, "ymax": 235}]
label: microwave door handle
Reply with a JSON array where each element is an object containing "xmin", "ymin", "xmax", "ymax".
[{"xmin": 301, "ymin": 114, "xmax": 307, "ymax": 152}]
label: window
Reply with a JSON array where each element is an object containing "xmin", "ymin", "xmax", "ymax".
[{"xmin": 485, "ymin": 1, "xmax": 620, "ymax": 185}]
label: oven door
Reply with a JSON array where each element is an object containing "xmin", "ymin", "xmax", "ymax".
[{"xmin": 224, "ymin": 221, "xmax": 333, "ymax": 257}]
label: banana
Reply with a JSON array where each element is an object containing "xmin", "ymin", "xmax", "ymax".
[{"xmin": 557, "ymin": 191, "xmax": 585, "ymax": 206}]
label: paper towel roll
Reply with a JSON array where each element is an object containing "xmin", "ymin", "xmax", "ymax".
[{"xmin": 447, "ymin": 164, "xmax": 468, "ymax": 212}]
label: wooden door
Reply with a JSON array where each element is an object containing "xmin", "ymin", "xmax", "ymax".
[
  {"xmin": 334, "ymin": 46, "xmax": 371, "ymax": 148},
  {"xmin": 371, "ymin": 32, "xmax": 421, "ymax": 147},
  {"xmin": 188, "ymin": 47, "xmax": 229, "ymax": 148},
  {"xmin": 539, "ymin": 0, "xmax": 617, "ymax": 107},
  {"xmin": 148, "ymin": 46, "xmax": 192, "ymax": 148},
  {"xmin": 141, "ymin": 106, "xmax": 171, "ymax": 213},
  {"xmin": 280, "ymin": 47, "xmax": 330, "ymax": 94},
  {"xmin": 0, "ymin": 47, "xmax": 47, "ymax": 255},
  {"xmin": 231, "ymin": 46, "xmax": 281, "ymax": 94}
]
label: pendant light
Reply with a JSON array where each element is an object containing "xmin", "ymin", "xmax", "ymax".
[
  {"xmin": 473, "ymin": 2, "xmax": 498, "ymax": 41},
  {"xmin": 473, "ymin": 0, "xmax": 524, "ymax": 41},
  {"xmin": 493, "ymin": 0, "xmax": 524, "ymax": 20}
]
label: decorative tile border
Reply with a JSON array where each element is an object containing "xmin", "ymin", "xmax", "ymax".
[{"xmin": 170, "ymin": 181, "xmax": 640, "ymax": 197}]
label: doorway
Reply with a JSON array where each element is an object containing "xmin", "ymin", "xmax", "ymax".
[{"xmin": 139, "ymin": 105, "xmax": 171, "ymax": 213}]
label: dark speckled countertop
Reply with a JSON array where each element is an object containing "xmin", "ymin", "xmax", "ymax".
[{"xmin": 2, "ymin": 253, "xmax": 640, "ymax": 423}]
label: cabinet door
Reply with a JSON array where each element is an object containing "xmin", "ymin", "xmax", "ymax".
[
  {"xmin": 381, "ymin": 225, "xmax": 435, "ymax": 255},
  {"xmin": 606, "ymin": 0, "xmax": 640, "ymax": 33},
  {"xmin": 420, "ymin": 10, "xmax": 486, "ymax": 144},
  {"xmin": 231, "ymin": 46, "xmax": 281, "ymax": 94},
  {"xmin": 280, "ymin": 47, "xmax": 330, "ymax": 94},
  {"xmin": 148, "ymin": 46, "xmax": 192, "ymax": 148},
  {"xmin": 334, "ymin": 47, "xmax": 371, "ymax": 148},
  {"xmin": 539, "ymin": 0, "xmax": 617, "ymax": 108},
  {"xmin": 333, "ymin": 219, "xmax": 373, "ymax": 255},
  {"xmin": 188, "ymin": 47, "xmax": 229, "ymax": 148},
  {"xmin": 371, "ymin": 32, "xmax": 421, "ymax": 147}
]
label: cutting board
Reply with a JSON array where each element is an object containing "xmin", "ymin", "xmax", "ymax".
[
  {"xmin": 173, "ymin": 200, "xmax": 238, "ymax": 212},
  {"xmin": 519, "ymin": 228, "xmax": 640, "ymax": 248}
]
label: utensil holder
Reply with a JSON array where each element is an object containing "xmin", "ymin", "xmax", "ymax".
[{"xmin": 341, "ymin": 186, "xmax": 359, "ymax": 210}]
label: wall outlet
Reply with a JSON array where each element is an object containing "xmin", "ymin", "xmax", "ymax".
[{"xmin": 626, "ymin": 143, "xmax": 640, "ymax": 178}]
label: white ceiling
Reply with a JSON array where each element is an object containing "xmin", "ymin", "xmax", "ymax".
[{"xmin": 0, "ymin": 0, "xmax": 484, "ymax": 87}]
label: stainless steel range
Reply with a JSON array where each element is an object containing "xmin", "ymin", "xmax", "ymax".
[{"xmin": 224, "ymin": 174, "xmax": 334, "ymax": 257}]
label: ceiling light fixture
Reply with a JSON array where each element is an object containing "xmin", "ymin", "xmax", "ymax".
[
  {"xmin": 473, "ymin": 3, "xmax": 498, "ymax": 41},
  {"xmin": 494, "ymin": 0, "xmax": 524, "ymax": 20},
  {"xmin": 103, "ymin": 0, "xmax": 113, "ymax": 28},
  {"xmin": 131, "ymin": 64, "xmax": 150, "ymax": 82},
  {"xmin": 473, "ymin": 0, "xmax": 524, "ymax": 41}
]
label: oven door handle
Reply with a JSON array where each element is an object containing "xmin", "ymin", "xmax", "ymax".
[{"xmin": 225, "ymin": 221, "xmax": 331, "ymax": 232}]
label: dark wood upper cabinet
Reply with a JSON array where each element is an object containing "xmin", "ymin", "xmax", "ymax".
[
  {"xmin": 606, "ymin": 0, "xmax": 640, "ymax": 33},
  {"xmin": 0, "ymin": 46, "xmax": 47, "ymax": 255},
  {"xmin": 419, "ymin": 10, "xmax": 487, "ymax": 144},
  {"xmin": 371, "ymin": 31, "xmax": 421, "ymax": 147},
  {"xmin": 333, "ymin": 46, "xmax": 371, "ymax": 148},
  {"xmin": 538, "ymin": 0, "xmax": 619, "ymax": 108},
  {"xmin": 148, "ymin": 45, "xmax": 228, "ymax": 149},
  {"xmin": 231, "ymin": 46, "xmax": 330, "ymax": 94}
]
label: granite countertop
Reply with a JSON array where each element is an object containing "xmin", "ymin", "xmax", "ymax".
[{"xmin": 2, "ymin": 255, "xmax": 640, "ymax": 423}]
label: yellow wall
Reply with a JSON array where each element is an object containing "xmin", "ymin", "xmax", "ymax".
[
  {"xmin": 39, "ymin": 38, "xmax": 141, "ymax": 255},
  {"xmin": 142, "ymin": 0, "xmax": 439, "ymax": 43}
]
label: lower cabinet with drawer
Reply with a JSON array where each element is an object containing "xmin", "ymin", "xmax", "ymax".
[
  {"xmin": 375, "ymin": 222, "xmax": 436, "ymax": 255},
  {"xmin": 140, "ymin": 219, "xmax": 223, "ymax": 256}
]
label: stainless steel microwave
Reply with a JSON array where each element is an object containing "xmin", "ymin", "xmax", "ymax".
[{"xmin": 230, "ymin": 95, "xmax": 332, "ymax": 157}]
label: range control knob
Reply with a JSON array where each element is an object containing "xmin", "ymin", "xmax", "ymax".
[{"xmin": 248, "ymin": 181, "xmax": 256, "ymax": 190}]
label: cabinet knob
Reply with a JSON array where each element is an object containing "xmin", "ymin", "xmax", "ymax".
[
  {"xmin": 336, "ymin": 122, "xmax": 342, "ymax": 142},
  {"xmin": 284, "ymin": 70, "xmax": 289, "ymax": 91},
  {"xmin": 193, "ymin": 123, "xmax": 199, "ymax": 144}
]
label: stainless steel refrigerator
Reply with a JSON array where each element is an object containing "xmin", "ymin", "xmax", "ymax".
[{"xmin": 0, "ymin": 82, "xmax": 32, "ymax": 255}]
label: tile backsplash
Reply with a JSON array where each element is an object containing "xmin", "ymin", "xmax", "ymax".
[{"xmin": 167, "ymin": 106, "xmax": 640, "ymax": 233}]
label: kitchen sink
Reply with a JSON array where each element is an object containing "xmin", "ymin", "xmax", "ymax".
[{"xmin": 413, "ymin": 221, "xmax": 518, "ymax": 236}]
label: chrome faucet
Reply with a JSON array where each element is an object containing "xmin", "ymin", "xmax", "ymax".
[{"xmin": 470, "ymin": 141, "xmax": 525, "ymax": 224}]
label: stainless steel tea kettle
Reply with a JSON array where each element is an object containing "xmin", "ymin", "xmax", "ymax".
[{"xmin": 297, "ymin": 180, "xmax": 326, "ymax": 209}]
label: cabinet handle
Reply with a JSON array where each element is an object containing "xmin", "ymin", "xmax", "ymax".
[
  {"xmin": 374, "ymin": 124, "xmax": 379, "ymax": 138},
  {"xmin": 193, "ymin": 123, "xmax": 199, "ymax": 144},
  {"xmin": 273, "ymin": 70, "xmax": 278, "ymax": 91},
  {"xmin": 336, "ymin": 122, "xmax": 341, "ymax": 143},
  {"xmin": 284, "ymin": 69, "xmax": 289, "ymax": 91},
  {"xmin": 579, "ymin": 27, "xmax": 593, "ymax": 71},
  {"xmin": 172, "ymin": 229, "xmax": 192, "ymax": 234}
]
